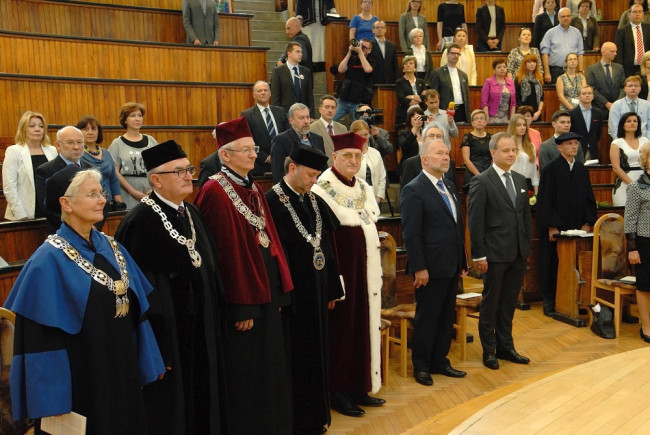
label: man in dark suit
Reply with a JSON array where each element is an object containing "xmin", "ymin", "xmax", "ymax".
[
  {"xmin": 270, "ymin": 103, "xmax": 325, "ymax": 182},
  {"xmin": 241, "ymin": 80, "xmax": 291, "ymax": 175},
  {"xmin": 427, "ymin": 44, "xmax": 471, "ymax": 123},
  {"xmin": 468, "ymin": 132, "xmax": 532, "ymax": 370},
  {"xmin": 35, "ymin": 126, "xmax": 93, "ymax": 233},
  {"xmin": 276, "ymin": 16, "xmax": 313, "ymax": 71},
  {"xmin": 400, "ymin": 125, "xmax": 456, "ymax": 188},
  {"xmin": 533, "ymin": 0, "xmax": 558, "ymax": 48},
  {"xmin": 401, "ymin": 139, "xmax": 468, "ymax": 386},
  {"xmin": 271, "ymin": 42, "xmax": 315, "ymax": 117},
  {"xmin": 198, "ymin": 129, "xmax": 221, "ymax": 188},
  {"xmin": 586, "ymin": 42, "xmax": 625, "ymax": 120},
  {"xmin": 569, "ymin": 85, "xmax": 603, "ymax": 161},
  {"xmin": 369, "ymin": 20, "xmax": 398, "ymax": 85},
  {"xmin": 614, "ymin": 3, "xmax": 650, "ymax": 77},
  {"xmin": 475, "ymin": 0, "xmax": 506, "ymax": 52}
]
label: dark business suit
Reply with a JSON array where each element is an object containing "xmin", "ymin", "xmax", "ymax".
[
  {"xmin": 198, "ymin": 151, "xmax": 221, "ymax": 188},
  {"xmin": 614, "ymin": 23, "xmax": 650, "ymax": 78},
  {"xmin": 533, "ymin": 12, "xmax": 557, "ymax": 48},
  {"xmin": 270, "ymin": 128, "xmax": 325, "ymax": 182},
  {"xmin": 401, "ymin": 171, "xmax": 465, "ymax": 372},
  {"xmin": 404, "ymin": 48, "xmax": 433, "ymax": 81},
  {"xmin": 475, "ymin": 3, "xmax": 505, "ymax": 52},
  {"xmin": 35, "ymin": 155, "xmax": 93, "ymax": 233},
  {"xmin": 427, "ymin": 66, "xmax": 471, "ymax": 122},
  {"xmin": 468, "ymin": 166, "xmax": 531, "ymax": 354},
  {"xmin": 400, "ymin": 155, "xmax": 457, "ymax": 190},
  {"xmin": 270, "ymin": 64, "xmax": 315, "ymax": 117},
  {"xmin": 277, "ymin": 31, "xmax": 313, "ymax": 71},
  {"xmin": 586, "ymin": 61, "xmax": 625, "ymax": 119},
  {"xmin": 570, "ymin": 16, "xmax": 599, "ymax": 51},
  {"xmin": 241, "ymin": 104, "xmax": 290, "ymax": 175},
  {"xmin": 395, "ymin": 77, "xmax": 426, "ymax": 128},
  {"xmin": 569, "ymin": 104, "xmax": 603, "ymax": 161},
  {"xmin": 370, "ymin": 38, "xmax": 399, "ymax": 85}
]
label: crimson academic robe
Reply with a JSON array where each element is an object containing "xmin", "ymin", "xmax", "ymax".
[
  {"xmin": 266, "ymin": 179, "xmax": 344, "ymax": 433},
  {"xmin": 195, "ymin": 169, "xmax": 293, "ymax": 435},
  {"xmin": 114, "ymin": 192, "xmax": 228, "ymax": 435},
  {"xmin": 311, "ymin": 168, "xmax": 383, "ymax": 394}
]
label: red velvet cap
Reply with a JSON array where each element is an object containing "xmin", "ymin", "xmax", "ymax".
[
  {"xmin": 214, "ymin": 116, "xmax": 253, "ymax": 148},
  {"xmin": 332, "ymin": 132, "xmax": 366, "ymax": 152}
]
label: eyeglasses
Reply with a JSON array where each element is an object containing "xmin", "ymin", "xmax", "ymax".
[
  {"xmin": 61, "ymin": 140, "xmax": 85, "ymax": 146},
  {"xmin": 336, "ymin": 152, "xmax": 362, "ymax": 161},
  {"xmin": 225, "ymin": 146, "xmax": 260, "ymax": 155},
  {"xmin": 68, "ymin": 191, "xmax": 109, "ymax": 200},
  {"xmin": 447, "ymin": 51, "xmax": 461, "ymax": 56},
  {"xmin": 154, "ymin": 166, "xmax": 197, "ymax": 178},
  {"xmin": 425, "ymin": 133, "xmax": 445, "ymax": 140}
]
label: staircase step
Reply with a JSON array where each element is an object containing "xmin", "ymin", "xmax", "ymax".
[{"xmin": 236, "ymin": 0, "xmax": 278, "ymax": 13}]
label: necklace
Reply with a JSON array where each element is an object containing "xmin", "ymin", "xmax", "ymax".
[
  {"xmin": 213, "ymin": 173, "xmax": 270, "ymax": 247},
  {"xmin": 84, "ymin": 145, "xmax": 101, "ymax": 156},
  {"xmin": 140, "ymin": 196, "xmax": 203, "ymax": 268},
  {"xmin": 48, "ymin": 234, "xmax": 130, "ymax": 318},
  {"xmin": 272, "ymin": 183, "xmax": 325, "ymax": 270},
  {"xmin": 317, "ymin": 178, "xmax": 371, "ymax": 225}
]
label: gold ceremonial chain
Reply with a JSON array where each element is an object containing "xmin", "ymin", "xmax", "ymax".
[
  {"xmin": 47, "ymin": 234, "xmax": 130, "ymax": 318},
  {"xmin": 317, "ymin": 179, "xmax": 371, "ymax": 225},
  {"xmin": 140, "ymin": 196, "xmax": 202, "ymax": 268},
  {"xmin": 272, "ymin": 183, "xmax": 325, "ymax": 270},
  {"xmin": 214, "ymin": 174, "xmax": 270, "ymax": 248}
]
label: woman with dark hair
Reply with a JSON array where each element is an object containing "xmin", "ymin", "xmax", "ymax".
[
  {"xmin": 507, "ymin": 28, "xmax": 543, "ymax": 79},
  {"xmin": 395, "ymin": 55, "xmax": 427, "ymax": 128},
  {"xmin": 349, "ymin": 0, "xmax": 378, "ymax": 41},
  {"xmin": 398, "ymin": 107, "xmax": 424, "ymax": 175},
  {"xmin": 515, "ymin": 54, "xmax": 545, "ymax": 120},
  {"xmin": 556, "ymin": 52, "xmax": 587, "ymax": 110},
  {"xmin": 108, "ymin": 102, "xmax": 158, "ymax": 209},
  {"xmin": 571, "ymin": 0, "xmax": 600, "ymax": 51},
  {"xmin": 461, "ymin": 109, "xmax": 491, "ymax": 185},
  {"xmin": 619, "ymin": 0, "xmax": 650, "ymax": 29},
  {"xmin": 611, "ymin": 112, "xmax": 649, "ymax": 206},
  {"xmin": 436, "ymin": 0, "xmax": 467, "ymax": 51},
  {"xmin": 77, "ymin": 115, "xmax": 122, "ymax": 206},
  {"xmin": 399, "ymin": 0, "xmax": 429, "ymax": 51},
  {"xmin": 481, "ymin": 58, "xmax": 516, "ymax": 123}
]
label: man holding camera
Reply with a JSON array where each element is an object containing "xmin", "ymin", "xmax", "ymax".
[{"xmin": 333, "ymin": 39, "xmax": 375, "ymax": 123}]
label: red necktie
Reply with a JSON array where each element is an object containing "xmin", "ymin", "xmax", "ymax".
[
  {"xmin": 327, "ymin": 124, "xmax": 334, "ymax": 137},
  {"xmin": 637, "ymin": 25, "xmax": 644, "ymax": 65}
]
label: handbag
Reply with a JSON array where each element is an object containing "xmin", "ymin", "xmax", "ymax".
[{"xmin": 589, "ymin": 304, "xmax": 616, "ymax": 339}]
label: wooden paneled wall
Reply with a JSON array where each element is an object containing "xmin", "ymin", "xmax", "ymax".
[
  {"xmin": 0, "ymin": 0, "xmax": 250, "ymax": 45},
  {"xmin": 0, "ymin": 75, "xmax": 253, "ymax": 136},
  {"xmin": 332, "ymin": 0, "xmax": 621, "ymax": 24},
  {"xmin": 0, "ymin": 31, "xmax": 267, "ymax": 83},
  {"xmin": 75, "ymin": 0, "xmax": 190, "ymax": 10}
]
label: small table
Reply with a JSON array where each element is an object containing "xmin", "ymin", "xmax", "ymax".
[{"xmin": 553, "ymin": 233, "xmax": 594, "ymax": 327}]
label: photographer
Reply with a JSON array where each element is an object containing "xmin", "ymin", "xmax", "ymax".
[
  {"xmin": 333, "ymin": 39, "xmax": 375, "ymax": 123},
  {"xmin": 356, "ymin": 104, "xmax": 393, "ymax": 156}
]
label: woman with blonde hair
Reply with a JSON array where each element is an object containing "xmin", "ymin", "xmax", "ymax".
[
  {"xmin": 639, "ymin": 51, "xmax": 650, "ymax": 99},
  {"xmin": 507, "ymin": 114, "xmax": 539, "ymax": 193},
  {"xmin": 404, "ymin": 28, "xmax": 432, "ymax": 80},
  {"xmin": 108, "ymin": 102, "xmax": 158, "ymax": 209},
  {"xmin": 515, "ymin": 54, "xmax": 545, "ymax": 121},
  {"xmin": 2, "ymin": 111, "xmax": 57, "ymax": 220}
]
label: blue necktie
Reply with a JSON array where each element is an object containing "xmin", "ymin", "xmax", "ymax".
[
  {"xmin": 264, "ymin": 107, "xmax": 276, "ymax": 140},
  {"xmin": 436, "ymin": 179, "xmax": 453, "ymax": 215},
  {"xmin": 293, "ymin": 66, "xmax": 301, "ymax": 101}
]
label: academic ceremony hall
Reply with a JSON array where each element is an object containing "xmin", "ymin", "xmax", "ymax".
[{"xmin": 0, "ymin": 0, "xmax": 648, "ymax": 434}]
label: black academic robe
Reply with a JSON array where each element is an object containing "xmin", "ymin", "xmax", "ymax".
[
  {"xmin": 265, "ymin": 180, "xmax": 344, "ymax": 433},
  {"xmin": 114, "ymin": 192, "xmax": 227, "ymax": 435}
]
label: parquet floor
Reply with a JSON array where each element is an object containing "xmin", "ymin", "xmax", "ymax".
[{"xmin": 327, "ymin": 303, "xmax": 648, "ymax": 435}]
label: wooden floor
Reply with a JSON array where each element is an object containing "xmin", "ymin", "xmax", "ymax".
[{"xmin": 328, "ymin": 303, "xmax": 649, "ymax": 434}]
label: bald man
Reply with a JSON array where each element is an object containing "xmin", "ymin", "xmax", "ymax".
[
  {"xmin": 586, "ymin": 42, "xmax": 625, "ymax": 119},
  {"xmin": 276, "ymin": 16, "xmax": 313, "ymax": 70}
]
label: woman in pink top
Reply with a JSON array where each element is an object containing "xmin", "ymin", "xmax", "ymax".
[{"xmin": 481, "ymin": 58, "xmax": 516, "ymax": 124}]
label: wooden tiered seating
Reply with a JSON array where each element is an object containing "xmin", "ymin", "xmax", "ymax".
[{"xmin": 0, "ymin": 0, "xmax": 251, "ymax": 45}]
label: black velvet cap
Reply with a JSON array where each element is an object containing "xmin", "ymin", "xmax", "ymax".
[
  {"xmin": 555, "ymin": 132, "xmax": 582, "ymax": 145},
  {"xmin": 142, "ymin": 140, "xmax": 187, "ymax": 171},
  {"xmin": 46, "ymin": 164, "xmax": 82, "ymax": 214},
  {"xmin": 290, "ymin": 144, "xmax": 329, "ymax": 171}
]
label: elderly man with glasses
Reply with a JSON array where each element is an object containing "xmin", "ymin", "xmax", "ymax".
[
  {"xmin": 195, "ymin": 116, "xmax": 294, "ymax": 434},
  {"xmin": 312, "ymin": 132, "xmax": 385, "ymax": 418},
  {"xmin": 401, "ymin": 125, "xmax": 457, "ymax": 188},
  {"xmin": 35, "ymin": 125, "xmax": 93, "ymax": 233},
  {"xmin": 115, "ymin": 140, "xmax": 228, "ymax": 434}
]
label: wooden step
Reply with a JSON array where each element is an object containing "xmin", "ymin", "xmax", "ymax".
[
  {"xmin": 0, "ymin": 0, "xmax": 251, "ymax": 45},
  {"xmin": 0, "ymin": 30, "xmax": 267, "ymax": 83}
]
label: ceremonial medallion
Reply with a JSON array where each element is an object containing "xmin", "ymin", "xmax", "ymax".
[
  {"xmin": 259, "ymin": 230, "xmax": 270, "ymax": 248},
  {"xmin": 313, "ymin": 248, "xmax": 326, "ymax": 270}
]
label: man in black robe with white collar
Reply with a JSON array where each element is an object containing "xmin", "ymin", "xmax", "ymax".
[
  {"xmin": 115, "ymin": 140, "xmax": 228, "ymax": 435},
  {"xmin": 266, "ymin": 144, "xmax": 344, "ymax": 434}
]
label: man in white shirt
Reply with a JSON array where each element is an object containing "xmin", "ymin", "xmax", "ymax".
[{"xmin": 423, "ymin": 89, "xmax": 458, "ymax": 150}]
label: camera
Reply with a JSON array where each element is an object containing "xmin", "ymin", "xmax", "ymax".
[
  {"xmin": 349, "ymin": 39, "xmax": 359, "ymax": 47},
  {"xmin": 356, "ymin": 108, "xmax": 384, "ymax": 127}
]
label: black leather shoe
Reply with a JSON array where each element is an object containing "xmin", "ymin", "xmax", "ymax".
[
  {"xmin": 543, "ymin": 308, "xmax": 555, "ymax": 317},
  {"xmin": 624, "ymin": 313, "xmax": 640, "ymax": 324},
  {"xmin": 352, "ymin": 393, "xmax": 386, "ymax": 407},
  {"xmin": 496, "ymin": 349, "xmax": 530, "ymax": 364},
  {"xmin": 432, "ymin": 366, "xmax": 467, "ymax": 378},
  {"xmin": 331, "ymin": 401, "xmax": 365, "ymax": 417},
  {"xmin": 414, "ymin": 371, "xmax": 434, "ymax": 386},
  {"xmin": 640, "ymin": 328, "xmax": 650, "ymax": 343},
  {"xmin": 483, "ymin": 353, "xmax": 499, "ymax": 370}
]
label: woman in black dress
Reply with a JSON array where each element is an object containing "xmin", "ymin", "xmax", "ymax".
[{"xmin": 461, "ymin": 109, "xmax": 492, "ymax": 186}]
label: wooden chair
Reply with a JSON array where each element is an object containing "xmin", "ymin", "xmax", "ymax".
[
  {"xmin": 590, "ymin": 213, "xmax": 636, "ymax": 338},
  {"xmin": 454, "ymin": 276, "xmax": 483, "ymax": 360}
]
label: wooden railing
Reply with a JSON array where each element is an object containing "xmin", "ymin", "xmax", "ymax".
[
  {"xmin": 0, "ymin": 31, "xmax": 267, "ymax": 83},
  {"xmin": 0, "ymin": 74, "xmax": 253, "ymax": 136},
  {"xmin": 0, "ymin": 0, "xmax": 249, "ymax": 45}
]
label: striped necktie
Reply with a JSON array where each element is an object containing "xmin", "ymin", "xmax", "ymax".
[{"xmin": 264, "ymin": 107, "xmax": 276, "ymax": 140}]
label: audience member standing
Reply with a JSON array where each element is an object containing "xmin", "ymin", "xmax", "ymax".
[
  {"xmin": 533, "ymin": 0, "xmax": 558, "ymax": 48},
  {"xmin": 349, "ymin": 0, "xmax": 378, "ymax": 41},
  {"xmin": 404, "ymin": 28, "xmax": 432, "ymax": 81},
  {"xmin": 436, "ymin": 0, "xmax": 467, "ymax": 51},
  {"xmin": 507, "ymin": 114, "xmax": 539, "ymax": 192},
  {"xmin": 569, "ymin": 85, "xmax": 603, "ymax": 161},
  {"xmin": 571, "ymin": 0, "xmax": 600, "ymax": 51},
  {"xmin": 276, "ymin": 17, "xmax": 313, "ymax": 71},
  {"xmin": 333, "ymin": 39, "xmax": 375, "ymax": 122},
  {"xmin": 586, "ymin": 42, "xmax": 625, "ymax": 120},
  {"xmin": 370, "ymin": 20, "xmax": 399, "ymax": 85},
  {"xmin": 566, "ymin": 0, "xmax": 597, "ymax": 18},
  {"xmin": 515, "ymin": 54, "xmax": 545, "ymax": 121},
  {"xmin": 618, "ymin": 0, "xmax": 650, "ymax": 29},
  {"xmin": 271, "ymin": 42, "xmax": 315, "ymax": 117},
  {"xmin": 611, "ymin": 112, "xmax": 649, "ymax": 206},
  {"xmin": 428, "ymin": 44, "xmax": 471, "ymax": 123},
  {"xmin": 507, "ymin": 28, "xmax": 543, "ymax": 80},
  {"xmin": 481, "ymin": 59, "xmax": 516, "ymax": 124},
  {"xmin": 182, "ymin": 0, "xmax": 220, "ymax": 45},
  {"xmin": 2, "ymin": 111, "xmax": 57, "ymax": 220},
  {"xmin": 395, "ymin": 56, "xmax": 427, "ymax": 129},
  {"xmin": 440, "ymin": 28, "xmax": 477, "ymax": 86},
  {"xmin": 615, "ymin": 3, "xmax": 650, "ymax": 77},
  {"xmin": 556, "ymin": 53, "xmax": 587, "ymax": 111},
  {"xmin": 461, "ymin": 110, "xmax": 492, "ymax": 185},
  {"xmin": 399, "ymin": 0, "xmax": 429, "ymax": 51},
  {"xmin": 310, "ymin": 95, "xmax": 348, "ymax": 165},
  {"xmin": 475, "ymin": 0, "xmax": 505, "ymax": 52},
  {"xmin": 538, "ymin": 110, "xmax": 585, "ymax": 169},
  {"xmin": 609, "ymin": 76, "xmax": 650, "ymax": 140},
  {"xmin": 540, "ymin": 7, "xmax": 584, "ymax": 84},
  {"xmin": 351, "ymin": 120, "xmax": 387, "ymax": 204},
  {"xmin": 423, "ymin": 89, "xmax": 459, "ymax": 150}
]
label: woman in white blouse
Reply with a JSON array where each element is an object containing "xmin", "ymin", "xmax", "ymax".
[
  {"xmin": 351, "ymin": 120, "xmax": 386, "ymax": 204},
  {"xmin": 440, "ymin": 27, "xmax": 477, "ymax": 85},
  {"xmin": 507, "ymin": 114, "xmax": 539, "ymax": 193},
  {"xmin": 2, "ymin": 111, "xmax": 57, "ymax": 220},
  {"xmin": 405, "ymin": 27, "xmax": 432, "ymax": 81}
]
